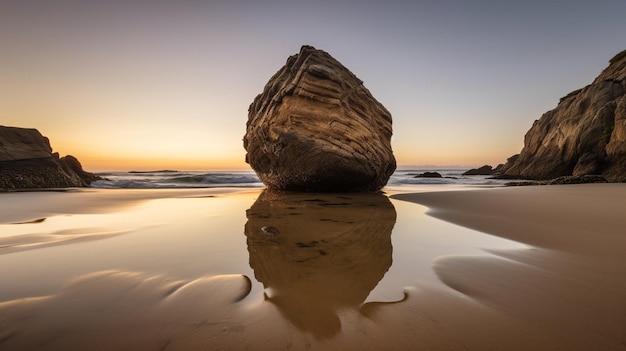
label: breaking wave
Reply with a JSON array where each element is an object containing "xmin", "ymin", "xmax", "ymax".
[{"xmin": 92, "ymin": 171, "xmax": 264, "ymax": 189}]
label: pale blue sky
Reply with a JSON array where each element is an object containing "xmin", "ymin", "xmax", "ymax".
[{"xmin": 2, "ymin": 0, "xmax": 625, "ymax": 170}]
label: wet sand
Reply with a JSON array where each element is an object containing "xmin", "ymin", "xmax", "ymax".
[
  {"xmin": 393, "ymin": 184, "xmax": 626, "ymax": 350},
  {"xmin": 1, "ymin": 185, "xmax": 625, "ymax": 350}
]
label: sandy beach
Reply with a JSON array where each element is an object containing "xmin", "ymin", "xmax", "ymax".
[
  {"xmin": 1, "ymin": 184, "xmax": 625, "ymax": 350},
  {"xmin": 393, "ymin": 184, "xmax": 626, "ymax": 350}
]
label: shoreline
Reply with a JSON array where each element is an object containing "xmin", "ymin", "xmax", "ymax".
[
  {"xmin": 392, "ymin": 183, "xmax": 626, "ymax": 253},
  {"xmin": 0, "ymin": 187, "xmax": 255, "ymax": 224}
]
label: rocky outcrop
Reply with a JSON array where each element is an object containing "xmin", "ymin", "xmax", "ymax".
[
  {"xmin": 499, "ymin": 49, "xmax": 626, "ymax": 181},
  {"xmin": 0, "ymin": 126, "xmax": 100, "ymax": 190},
  {"xmin": 463, "ymin": 164, "xmax": 503, "ymax": 176},
  {"xmin": 244, "ymin": 45, "xmax": 396, "ymax": 192},
  {"xmin": 505, "ymin": 175, "xmax": 608, "ymax": 187},
  {"xmin": 413, "ymin": 171, "xmax": 442, "ymax": 178}
]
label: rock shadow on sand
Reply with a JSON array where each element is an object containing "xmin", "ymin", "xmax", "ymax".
[{"xmin": 244, "ymin": 190, "xmax": 402, "ymax": 338}]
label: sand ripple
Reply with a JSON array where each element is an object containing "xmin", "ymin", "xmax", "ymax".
[
  {"xmin": 0, "ymin": 270, "xmax": 253, "ymax": 350},
  {"xmin": 0, "ymin": 228, "xmax": 135, "ymax": 255}
]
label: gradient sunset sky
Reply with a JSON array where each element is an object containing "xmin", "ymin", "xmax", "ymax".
[{"xmin": 2, "ymin": 0, "xmax": 626, "ymax": 171}]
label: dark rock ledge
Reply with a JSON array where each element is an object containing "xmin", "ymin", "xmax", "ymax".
[
  {"xmin": 0, "ymin": 126, "xmax": 100, "ymax": 191},
  {"xmin": 504, "ymin": 175, "xmax": 609, "ymax": 187}
]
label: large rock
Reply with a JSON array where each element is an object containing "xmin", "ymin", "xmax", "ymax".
[
  {"xmin": 0, "ymin": 126, "xmax": 100, "ymax": 190},
  {"xmin": 244, "ymin": 45, "xmax": 396, "ymax": 192},
  {"xmin": 499, "ymin": 49, "xmax": 626, "ymax": 181}
]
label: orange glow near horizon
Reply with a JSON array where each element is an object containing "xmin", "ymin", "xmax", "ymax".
[
  {"xmin": 55, "ymin": 143, "xmax": 514, "ymax": 173},
  {"xmin": 40, "ymin": 123, "xmax": 253, "ymax": 172},
  {"xmin": 37, "ymin": 121, "xmax": 520, "ymax": 172},
  {"xmin": 77, "ymin": 155, "xmax": 250, "ymax": 172},
  {"xmin": 5, "ymin": 114, "xmax": 521, "ymax": 172},
  {"xmin": 59, "ymin": 148, "xmax": 251, "ymax": 172}
]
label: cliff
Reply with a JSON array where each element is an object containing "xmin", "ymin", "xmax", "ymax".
[
  {"xmin": 0, "ymin": 126, "xmax": 100, "ymax": 190},
  {"xmin": 499, "ymin": 49, "xmax": 626, "ymax": 181}
]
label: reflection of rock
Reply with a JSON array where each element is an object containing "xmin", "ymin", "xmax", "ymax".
[{"xmin": 245, "ymin": 190, "xmax": 397, "ymax": 338}]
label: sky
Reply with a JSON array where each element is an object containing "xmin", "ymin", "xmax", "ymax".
[{"xmin": 2, "ymin": 0, "xmax": 626, "ymax": 171}]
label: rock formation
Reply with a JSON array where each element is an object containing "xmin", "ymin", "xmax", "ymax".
[
  {"xmin": 505, "ymin": 174, "xmax": 608, "ymax": 187},
  {"xmin": 413, "ymin": 171, "xmax": 442, "ymax": 178},
  {"xmin": 499, "ymin": 49, "xmax": 626, "ymax": 181},
  {"xmin": 462, "ymin": 164, "xmax": 503, "ymax": 176},
  {"xmin": 244, "ymin": 45, "xmax": 396, "ymax": 192},
  {"xmin": 0, "ymin": 126, "xmax": 100, "ymax": 190}
]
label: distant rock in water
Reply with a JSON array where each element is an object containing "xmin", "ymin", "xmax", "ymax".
[
  {"xmin": 244, "ymin": 45, "xmax": 396, "ymax": 192},
  {"xmin": 462, "ymin": 165, "xmax": 502, "ymax": 176},
  {"xmin": 498, "ymin": 49, "xmax": 626, "ymax": 181},
  {"xmin": 463, "ymin": 166, "xmax": 490, "ymax": 176},
  {"xmin": 0, "ymin": 126, "xmax": 100, "ymax": 190},
  {"xmin": 413, "ymin": 172, "xmax": 442, "ymax": 178}
]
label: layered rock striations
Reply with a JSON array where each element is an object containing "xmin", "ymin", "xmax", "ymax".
[
  {"xmin": 244, "ymin": 45, "xmax": 396, "ymax": 192},
  {"xmin": 499, "ymin": 49, "xmax": 626, "ymax": 181},
  {"xmin": 0, "ymin": 126, "xmax": 100, "ymax": 190}
]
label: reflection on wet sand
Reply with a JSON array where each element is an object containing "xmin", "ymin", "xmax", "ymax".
[
  {"xmin": 245, "ymin": 190, "xmax": 400, "ymax": 338},
  {"xmin": 0, "ymin": 227, "xmax": 136, "ymax": 255},
  {"xmin": 2, "ymin": 188, "xmax": 588, "ymax": 350}
]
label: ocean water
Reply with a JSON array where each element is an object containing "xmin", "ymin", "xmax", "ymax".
[
  {"xmin": 92, "ymin": 168, "xmax": 509, "ymax": 189},
  {"xmin": 92, "ymin": 170, "xmax": 264, "ymax": 189}
]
